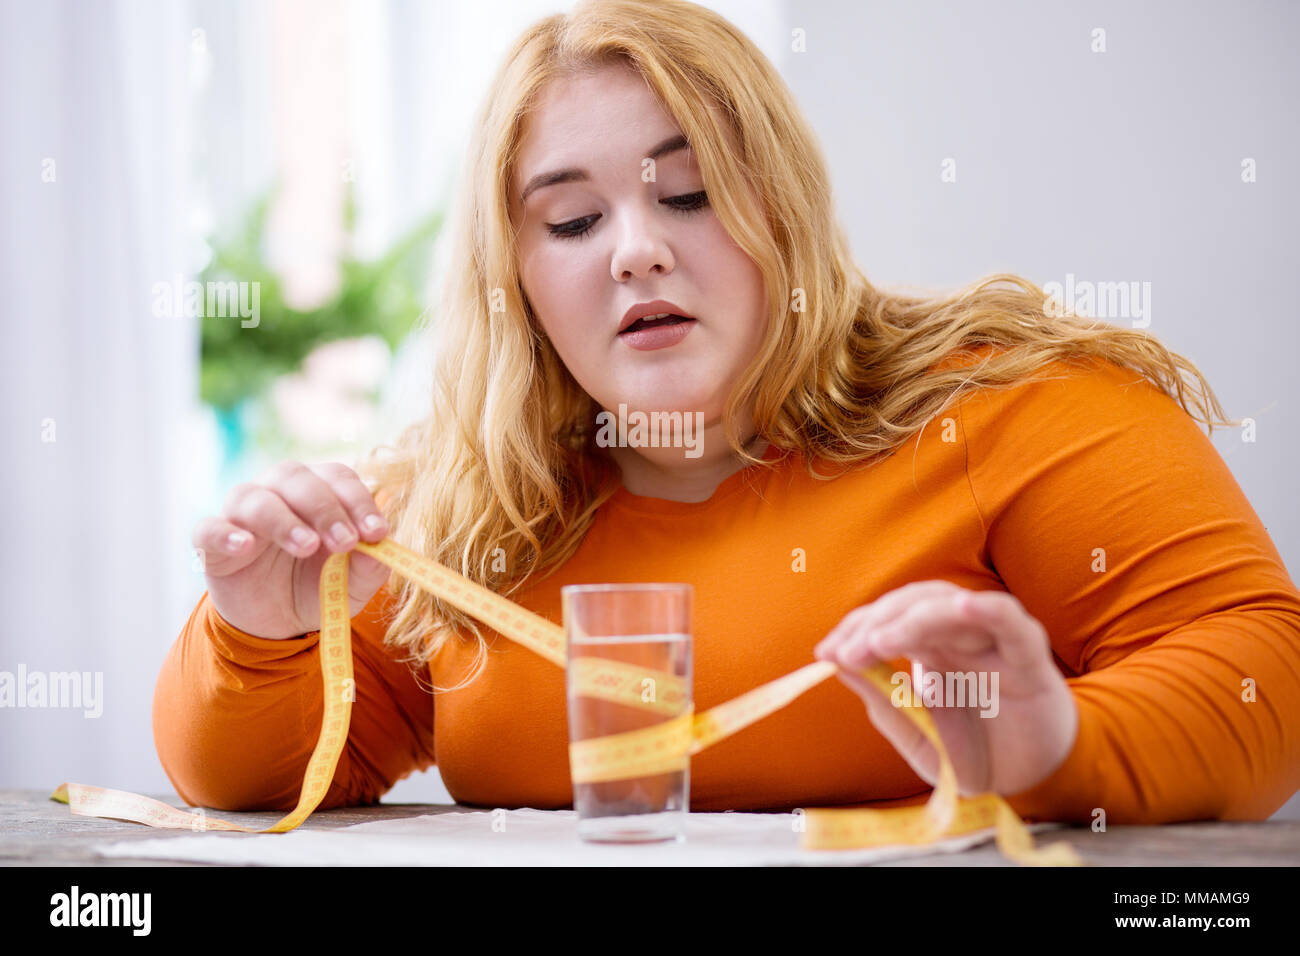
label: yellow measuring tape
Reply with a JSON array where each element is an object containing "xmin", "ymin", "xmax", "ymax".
[{"xmin": 51, "ymin": 537, "xmax": 1082, "ymax": 865}]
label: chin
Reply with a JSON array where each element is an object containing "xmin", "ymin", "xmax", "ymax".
[{"xmin": 611, "ymin": 394, "xmax": 711, "ymax": 416}]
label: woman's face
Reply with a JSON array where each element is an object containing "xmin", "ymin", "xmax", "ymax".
[{"xmin": 509, "ymin": 61, "xmax": 768, "ymax": 439}]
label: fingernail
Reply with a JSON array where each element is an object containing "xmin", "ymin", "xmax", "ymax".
[
  {"xmin": 363, "ymin": 514, "xmax": 386, "ymax": 533},
  {"xmin": 291, "ymin": 527, "xmax": 316, "ymax": 549},
  {"xmin": 330, "ymin": 522, "xmax": 356, "ymax": 547},
  {"xmin": 226, "ymin": 531, "xmax": 250, "ymax": 551}
]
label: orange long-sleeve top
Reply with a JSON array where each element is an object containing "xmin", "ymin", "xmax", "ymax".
[{"xmin": 154, "ymin": 353, "xmax": 1300, "ymax": 823}]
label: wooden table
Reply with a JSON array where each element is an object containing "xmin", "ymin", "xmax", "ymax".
[{"xmin": 4, "ymin": 788, "xmax": 1298, "ymax": 866}]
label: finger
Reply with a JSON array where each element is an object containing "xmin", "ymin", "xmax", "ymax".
[
  {"xmin": 863, "ymin": 599, "xmax": 991, "ymax": 661},
  {"xmin": 813, "ymin": 580, "xmax": 964, "ymax": 661},
  {"xmin": 306, "ymin": 462, "xmax": 389, "ymax": 543},
  {"xmin": 192, "ymin": 514, "xmax": 261, "ymax": 574},
  {"xmin": 222, "ymin": 483, "xmax": 327, "ymax": 560},
  {"xmin": 260, "ymin": 461, "xmax": 360, "ymax": 553},
  {"xmin": 959, "ymin": 590, "xmax": 1052, "ymax": 672},
  {"xmin": 835, "ymin": 667, "xmax": 940, "ymax": 785},
  {"xmin": 834, "ymin": 590, "xmax": 995, "ymax": 670},
  {"xmin": 871, "ymin": 591, "xmax": 1049, "ymax": 674},
  {"xmin": 305, "ymin": 464, "xmax": 391, "ymax": 578}
]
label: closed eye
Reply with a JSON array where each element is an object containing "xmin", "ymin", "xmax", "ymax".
[{"xmin": 546, "ymin": 191, "xmax": 710, "ymax": 241}]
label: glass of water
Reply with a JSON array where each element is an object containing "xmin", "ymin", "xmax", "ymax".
[{"xmin": 562, "ymin": 583, "xmax": 693, "ymax": 843}]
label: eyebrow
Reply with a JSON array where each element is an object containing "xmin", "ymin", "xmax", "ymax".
[{"xmin": 519, "ymin": 134, "xmax": 691, "ymax": 205}]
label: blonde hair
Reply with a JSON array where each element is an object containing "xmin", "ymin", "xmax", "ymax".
[{"xmin": 357, "ymin": 0, "xmax": 1235, "ymax": 689}]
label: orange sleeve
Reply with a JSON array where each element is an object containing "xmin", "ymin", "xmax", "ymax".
[
  {"xmin": 152, "ymin": 582, "xmax": 436, "ymax": 812},
  {"xmin": 954, "ymin": 357, "xmax": 1300, "ymax": 823}
]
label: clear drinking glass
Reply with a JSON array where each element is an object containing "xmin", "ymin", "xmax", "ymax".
[{"xmin": 562, "ymin": 583, "xmax": 693, "ymax": 843}]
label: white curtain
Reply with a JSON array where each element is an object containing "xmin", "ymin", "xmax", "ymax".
[{"xmin": 0, "ymin": 0, "xmax": 198, "ymax": 795}]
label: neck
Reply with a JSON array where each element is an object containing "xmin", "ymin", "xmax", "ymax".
[{"xmin": 607, "ymin": 414, "xmax": 768, "ymax": 504}]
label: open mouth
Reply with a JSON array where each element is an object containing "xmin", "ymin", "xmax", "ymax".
[{"xmin": 620, "ymin": 313, "xmax": 694, "ymax": 334}]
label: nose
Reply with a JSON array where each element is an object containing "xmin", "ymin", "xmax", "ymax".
[{"xmin": 609, "ymin": 204, "xmax": 675, "ymax": 282}]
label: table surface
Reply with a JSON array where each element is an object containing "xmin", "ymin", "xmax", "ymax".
[{"xmin": 4, "ymin": 789, "xmax": 1298, "ymax": 866}]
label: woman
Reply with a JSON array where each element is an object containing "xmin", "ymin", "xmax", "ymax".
[{"xmin": 162, "ymin": 0, "xmax": 1300, "ymax": 823}]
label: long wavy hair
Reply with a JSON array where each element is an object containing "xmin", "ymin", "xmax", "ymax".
[{"xmin": 356, "ymin": 0, "xmax": 1236, "ymax": 690}]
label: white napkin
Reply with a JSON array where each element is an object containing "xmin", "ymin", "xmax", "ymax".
[{"xmin": 93, "ymin": 808, "xmax": 1060, "ymax": 866}]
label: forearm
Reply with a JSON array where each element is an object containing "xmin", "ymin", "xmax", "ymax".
[
  {"xmin": 153, "ymin": 591, "xmax": 365, "ymax": 811},
  {"xmin": 1005, "ymin": 607, "xmax": 1300, "ymax": 824}
]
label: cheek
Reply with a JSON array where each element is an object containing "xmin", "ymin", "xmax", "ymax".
[
  {"xmin": 519, "ymin": 246, "xmax": 603, "ymax": 376},
  {"xmin": 523, "ymin": 242, "xmax": 604, "ymax": 324},
  {"xmin": 694, "ymin": 223, "xmax": 767, "ymax": 332}
]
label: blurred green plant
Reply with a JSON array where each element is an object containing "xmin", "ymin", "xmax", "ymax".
[{"xmin": 199, "ymin": 183, "xmax": 442, "ymax": 411}]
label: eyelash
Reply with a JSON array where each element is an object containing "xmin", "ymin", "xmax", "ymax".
[{"xmin": 546, "ymin": 191, "xmax": 710, "ymax": 241}]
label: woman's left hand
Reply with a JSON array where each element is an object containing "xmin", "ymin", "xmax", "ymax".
[{"xmin": 813, "ymin": 580, "xmax": 1078, "ymax": 797}]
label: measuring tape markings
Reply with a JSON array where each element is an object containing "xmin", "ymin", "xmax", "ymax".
[{"xmin": 568, "ymin": 656, "xmax": 689, "ymax": 716}]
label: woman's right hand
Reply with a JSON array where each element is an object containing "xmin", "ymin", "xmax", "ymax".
[{"xmin": 192, "ymin": 461, "xmax": 393, "ymax": 639}]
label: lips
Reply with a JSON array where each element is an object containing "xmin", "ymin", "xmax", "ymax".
[
  {"xmin": 618, "ymin": 299, "xmax": 696, "ymax": 334},
  {"xmin": 618, "ymin": 315, "xmax": 697, "ymax": 351},
  {"xmin": 622, "ymin": 313, "xmax": 692, "ymax": 333}
]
